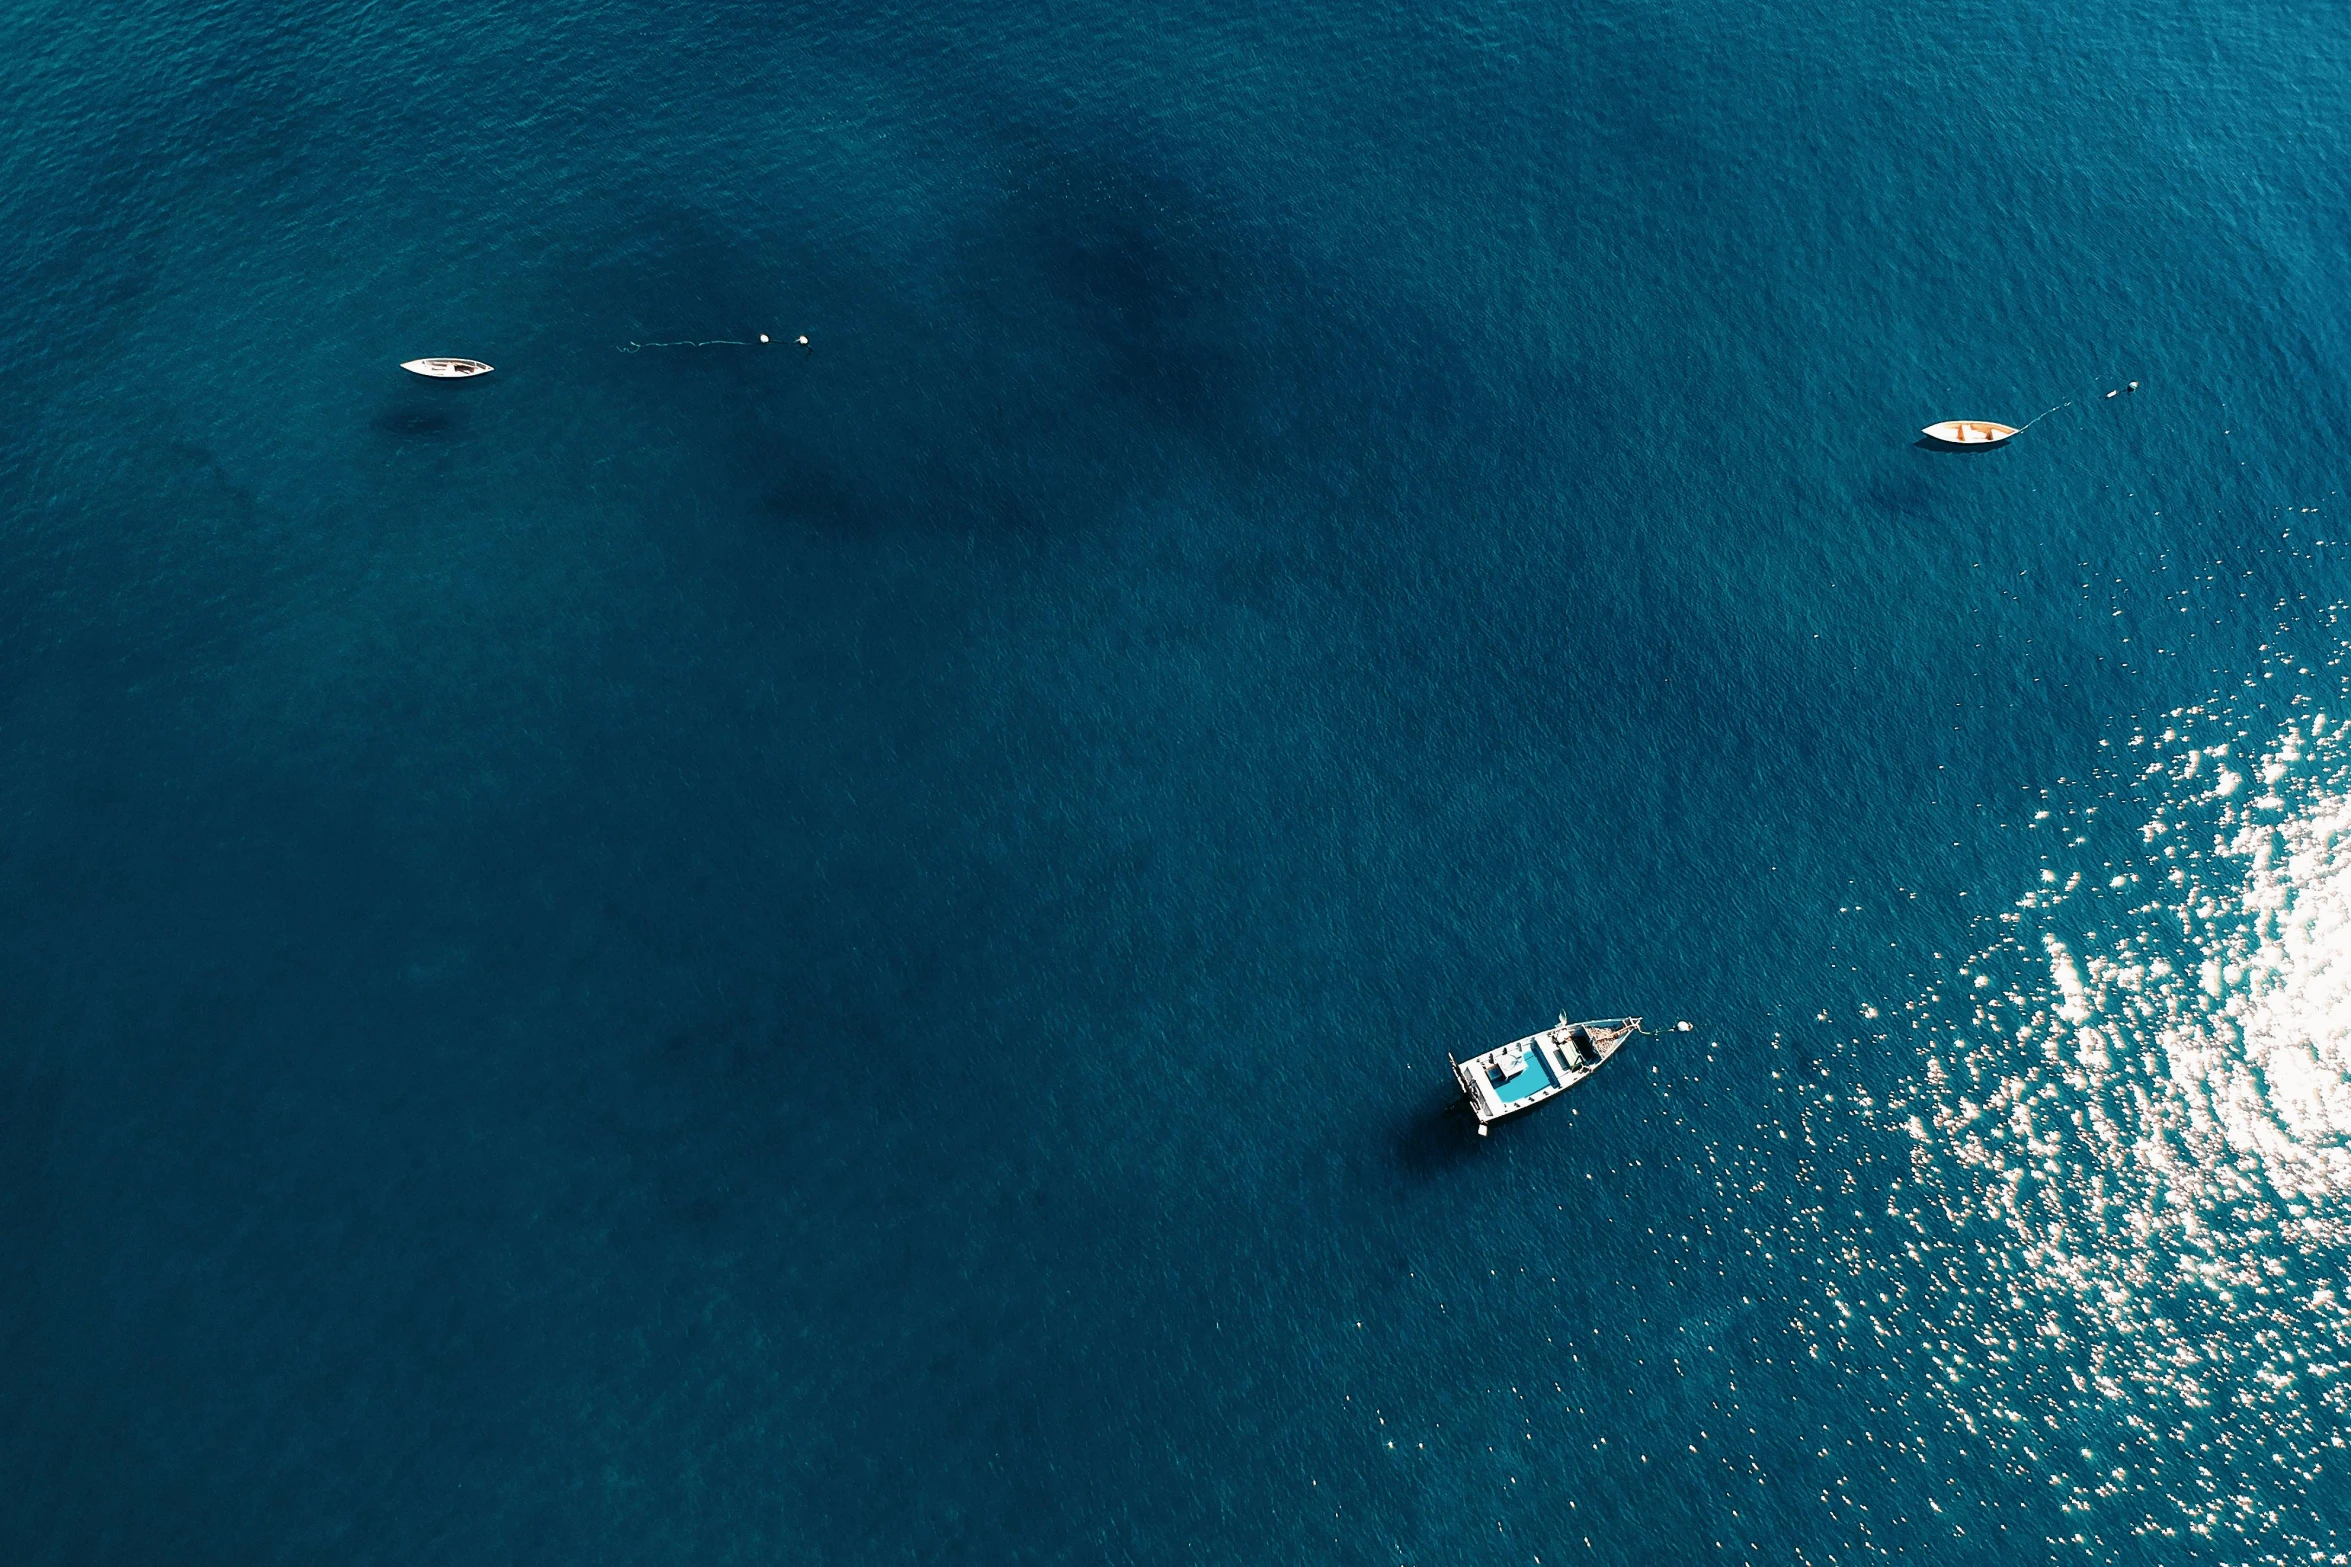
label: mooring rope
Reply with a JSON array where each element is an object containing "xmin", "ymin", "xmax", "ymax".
[
  {"xmin": 618, "ymin": 333, "xmax": 808, "ymax": 354},
  {"xmin": 2015, "ymin": 375, "xmax": 2140, "ymax": 434}
]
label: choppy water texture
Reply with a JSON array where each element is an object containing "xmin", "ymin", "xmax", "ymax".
[
  {"xmin": 1840, "ymin": 687, "xmax": 2351, "ymax": 1556},
  {"xmin": 6, "ymin": 0, "xmax": 2351, "ymax": 1562}
]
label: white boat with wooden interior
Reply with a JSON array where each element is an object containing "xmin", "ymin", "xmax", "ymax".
[
  {"xmin": 1453, "ymin": 1016, "xmax": 1640, "ymax": 1132},
  {"xmin": 402, "ymin": 358, "xmax": 494, "ymax": 379},
  {"xmin": 1922, "ymin": 419, "xmax": 2016, "ymax": 445}
]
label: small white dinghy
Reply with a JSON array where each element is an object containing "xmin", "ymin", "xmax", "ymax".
[
  {"xmin": 401, "ymin": 358, "xmax": 494, "ymax": 379},
  {"xmin": 1922, "ymin": 419, "xmax": 2017, "ymax": 445}
]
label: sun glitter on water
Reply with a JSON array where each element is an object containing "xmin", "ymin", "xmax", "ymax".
[{"xmin": 1829, "ymin": 692, "xmax": 2351, "ymax": 1555}]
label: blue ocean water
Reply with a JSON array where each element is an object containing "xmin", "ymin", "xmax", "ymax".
[{"xmin": 6, "ymin": 0, "xmax": 2351, "ymax": 1559}]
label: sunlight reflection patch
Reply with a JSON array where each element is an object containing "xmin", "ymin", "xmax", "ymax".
[{"xmin": 1830, "ymin": 698, "xmax": 2351, "ymax": 1553}]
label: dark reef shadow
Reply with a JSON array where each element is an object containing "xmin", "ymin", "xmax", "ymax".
[
  {"xmin": 577, "ymin": 116, "xmax": 1310, "ymax": 553},
  {"xmin": 1863, "ymin": 469, "xmax": 1934, "ymax": 518}
]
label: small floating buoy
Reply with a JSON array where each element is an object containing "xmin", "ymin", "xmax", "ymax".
[
  {"xmin": 2105, "ymin": 389, "xmax": 2118, "ymax": 399},
  {"xmin": 2128, "ymin": 381, "xmax": 2139, "ymax": 392},
  {"xmin": 1675, "ymin": 1020, "xmax": 1694, "ymax": 1033},
  {"xmin": 1477, "ymin": 1124, "xmax": 1489, "ymax": 1137},
  {"xmin": 797, "ymin": 335, "xmax": 811, "ymax": 351},
  {"xmin": 759, "ymin": 334, "xmax": 770, "ymax": 343}
]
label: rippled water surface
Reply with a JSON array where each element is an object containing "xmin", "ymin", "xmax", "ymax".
[
  {"xmin": 1835, "ymin": 679, "xmax": 2351, "ymax": 1555},
  {"xmin": 5, "ymin": 0, "xmax": 2351, "ymax": 1562}
]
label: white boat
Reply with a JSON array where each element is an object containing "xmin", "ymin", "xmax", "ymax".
[
  {"xmin": 1453, "ymin": 1016, "xmax": 1639, "ymax": 1131},
  {"xmin": 401, "ymin": 358, "xmax": 494, "ymax": 379},
  {"xmin": 1922, "ymin": 419, "xmax": 2016, "ymax": 445}
]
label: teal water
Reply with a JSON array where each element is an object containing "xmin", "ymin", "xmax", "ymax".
[{"xmin": 5, "ymin": 0, "xmax": 2351, "ymax": 1560}]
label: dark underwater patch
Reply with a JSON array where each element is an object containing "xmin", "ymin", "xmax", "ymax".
[{"xmin": 372, "ymin": 403, "xmax": 466, "ymax": 439}]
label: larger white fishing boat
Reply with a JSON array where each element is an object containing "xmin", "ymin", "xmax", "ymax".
[{"xmin": 1454, "ymin": 1016, "xmax": 1639, "ymax": 1131}]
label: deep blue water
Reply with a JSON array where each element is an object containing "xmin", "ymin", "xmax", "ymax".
[{"xmin": 8, "ymin": 0, "xmax": 2351, "ymax": 1560}]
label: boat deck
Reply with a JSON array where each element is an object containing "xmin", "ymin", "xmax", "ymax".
[{"xmin": 1455, "ymin": 1017, "xmax": 1638, "ymax": 1123}]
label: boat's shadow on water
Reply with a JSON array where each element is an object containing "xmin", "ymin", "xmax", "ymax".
[
  {"xmin": 373, "ymin": 404, "xmax": 466, "ymax": 438},
  {"xmin": 1389, "ymin": 1088, "xmax": 1488, "ymax": 1176},
  {"xmin": 1913, "ymin": 436, "xmax": 2003, "ymax": 454}
]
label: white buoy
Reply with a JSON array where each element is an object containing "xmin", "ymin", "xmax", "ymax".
[
  {"xmin": 1477, "ymin": 1124, "xmax": 1489, "ymax": 1137},
  {"xmin": 797, "ymin": 335, "xmax": 809, "ymax": 346},
  {"xmin": 759, "ymin": 334, "xmax": 770, "ymax": 343},
  {"xmin": 1675, "ymin": 1020, "xmax": 1694, "ymax": 1033}
]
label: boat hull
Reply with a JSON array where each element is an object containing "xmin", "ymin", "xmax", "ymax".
[
  {"xmin": 1921, "ymin": 419, "xmax": 2016, "ymax": 445},
  {"xmin": 1454, "ymin": 1016, "xmax": 1639, "ymax": 1124},
  {"xmin": 402, "ymin": 358, "xmax": 494, "ymax": 379}
]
